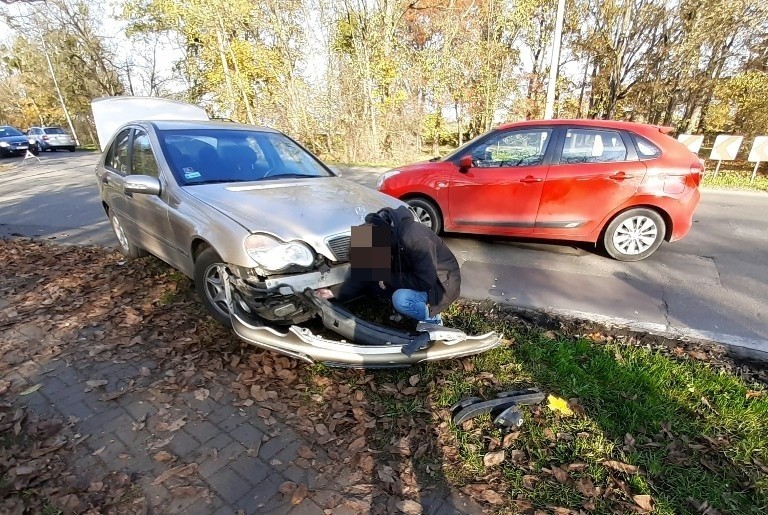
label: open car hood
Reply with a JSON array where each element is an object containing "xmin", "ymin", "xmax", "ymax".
[{"xmin": 91, "ymin": 96, "xmax": 209, "ymax": 151}]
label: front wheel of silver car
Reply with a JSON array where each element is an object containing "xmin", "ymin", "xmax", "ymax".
[
  {"xmin": 603, "ymin": 208, "xmax": 666, "ymax": 261},
  {"xmin": 109, "ymin": 210, "xmax": 145, "ymax": 259},
  {"xmin": 194, "ymin": 247, "xmax": 234, "ymax": 328}
]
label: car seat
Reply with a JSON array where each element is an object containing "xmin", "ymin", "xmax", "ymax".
[
  {"xmin": 197, "ymin": 145, "xmax": 228, "ymax": 181},
  {"xmin": 221, "ymin": 145, "xmax": 259, "ymax": 180}
]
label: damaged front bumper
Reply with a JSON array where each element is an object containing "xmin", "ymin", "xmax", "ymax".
[{"xmin": 223, "ymin": 268, "xmax": 503, "ymax": 367}]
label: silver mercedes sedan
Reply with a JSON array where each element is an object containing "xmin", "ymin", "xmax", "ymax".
[{"xmin": 93, "ymin": 101, "xmax": 500, "ymax": 366}]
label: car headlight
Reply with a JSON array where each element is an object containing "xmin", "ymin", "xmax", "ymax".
[
  {"xmin": 244, "ymin": 234, "xmax": 314, "ymax": 271},
  {"xmin": 0, "ymin": 142, "xmax": 9, "ymax": 148},
  {"xmin": 28, "ymin": 139, "xmax": 35, "ymax": 145},
  {"xmin": 376, "ymin": 170, "xmax": 400, "ymax": 189}
]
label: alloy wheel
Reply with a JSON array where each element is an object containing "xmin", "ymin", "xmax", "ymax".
[
  {"xmin": 612, "ymin": 215, "xmax": 658, "ymax": 255},
  {"xmin": 204, "ymin": 264, "xmax": 231, "ymax": 318},
  {"xmin": 412, "ymin": 206, "xmax": 433, "ymax": 229},
  {"xmin": 111, "ymin": 214, "xmax": 130, "ymax": 253}
]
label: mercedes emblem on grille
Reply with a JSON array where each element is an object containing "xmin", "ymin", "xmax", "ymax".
[{"xmin": 355, "ymin": 205, "xmax": 366, "ymax": 221}]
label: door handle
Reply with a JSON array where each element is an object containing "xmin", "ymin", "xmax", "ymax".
[
  {"xmin": 609, "ymin": 171, "xmax": 634, "ymax": 181},
  {"xmin": 521, "ymin": 175, "xmax": 543, "ymax": 183}
]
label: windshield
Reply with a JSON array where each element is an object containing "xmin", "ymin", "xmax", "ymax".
[
  {"xmin": 44, "ymin": 127, "xmax": 67, "ymax": 134},
  {"xmin": 441, "ymin": 128, "xmax": 498, "ymax": 161},
  {"xmin": 156, "ymin": 129, "xmax": 332, "ymax": 185},
  {"xmin": 0, "ymin": 126, "xmax": 23, "ymax": 138}
]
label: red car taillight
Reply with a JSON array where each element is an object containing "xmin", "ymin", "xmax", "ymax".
[
  {"xmin": 690, "ymin": 165, "xmax": 702, "ymax": 187},
  {"xmin": 42, "ymin": 135, "xmax": 49, "ymax": 140}
]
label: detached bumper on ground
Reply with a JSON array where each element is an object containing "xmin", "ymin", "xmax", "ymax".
[{"xmin": 225, "ymin": 271, "xmax": 502, "ymax": 367}]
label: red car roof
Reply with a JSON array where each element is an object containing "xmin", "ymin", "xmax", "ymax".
[{"xmin": 497, "ymin": 119, "xmax": 674, "ymax": 135}]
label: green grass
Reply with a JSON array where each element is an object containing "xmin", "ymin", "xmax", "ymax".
[
  {"xmin": 339, "ymin": 303, "xmax": 768, "ymax": 513},
  {"xmin": 702, "ymin": 170, "xmax": 768, "ymax": 192}
]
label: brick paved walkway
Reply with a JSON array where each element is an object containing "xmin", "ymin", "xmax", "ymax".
[{"xmin": 5, "ymin": 323, "xmax": 485, "ymax": 514}]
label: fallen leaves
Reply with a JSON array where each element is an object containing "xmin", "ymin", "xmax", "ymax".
[
  {"xmin": 602, "ymin": 460, "xmax": 640, "ymax": 474},
  {"xmin": 19, "ymin": 384, "xmax": 43, "ymax": 396},
  {"xmin": 547, "ymin": 394, "xmax": 574, "ymax": 416},
  {"xmin": 483, "ymin": 450, "xmax": 505, "ymax": 468},
  {"xmin": 152, "ymin": 463, "xmax": 198, "ymax": 485},
  {"xmin": 633, "ymin": 494, "xmax": 655, "ymax": 512},
  {"xmin": 155, "ymin": 417, "xmax": 187, "ymax": 432}
]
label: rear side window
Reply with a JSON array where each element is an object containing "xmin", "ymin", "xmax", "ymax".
[
  {"xmin": 632, "ymin": 134, "xmax": 662, "ymax": 159},
  {"xmin": 105, "ymin": 128, "xmax": 131, "ymax": 173},
  {"xmin": 561, "ymin": 128, "xmax": 628, "ymax": 163}
]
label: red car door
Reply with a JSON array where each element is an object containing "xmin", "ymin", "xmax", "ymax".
[
  {"xmin": 534, "ymin": 126, "xmax": 647, "ymax": 238},
  {"xmin": 446, "ymin": 127, "xmax": 554, "ymax": 235}
]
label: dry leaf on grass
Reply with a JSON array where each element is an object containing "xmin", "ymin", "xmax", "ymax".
[
  {"xmin": 633, "ymin": 494, "xmax": 655, "ymax": 512},
  {"xmin": 547, "ymin": 395, "xmax": 574, "ymax": 416},
  {"xmin": 408, "ymin": 374, "xmax": 420, "ymax": 387},
  {"xmin": 483, "ymin": 450, "xmax": 505, "ymax": 468},
  {"xmin": 575, "ymin": 477, "xmax": 597, "ymax": 497},
  {"xmin": 194, "ymin": 388, "xmax": 210, "ymax": 401},
  {"xmin": 480, "ymin": 489, "xmax": 504, "ymax": 505},
  {"xmin": 602, "ymin": 460, "xmax": 639, "ymax": 474},
  {"xmin": 502, "ymin": 431, "xmax": 520, "ymax": 447},
  {"xmin": 549, "ymin": 465, "xmax": 570, "ymax": 484}
]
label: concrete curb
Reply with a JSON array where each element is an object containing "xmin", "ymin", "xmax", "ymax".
[{"xmin": 496, "ymin": 304, "xmax": 768, "ymax": 364}]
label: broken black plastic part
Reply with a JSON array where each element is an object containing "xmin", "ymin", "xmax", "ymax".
[
  {"xmin": 450, "ymin": 396, "xmax": 483, "ymax": 413},
  {"xmin": 493, "ymin": 406, "xmax": 524, "ymax": 428},
  {"xmin": 311, "ymin": 296, "xmax": 432, "ymax": 353},
  {"xmin": 451, "ymin": 388, "xmax": 545, "ymax": 426}
]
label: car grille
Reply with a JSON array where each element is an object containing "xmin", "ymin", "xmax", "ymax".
[{"xmin": 326, "ymin": 234, "xmax": 351, "ymax": 262}]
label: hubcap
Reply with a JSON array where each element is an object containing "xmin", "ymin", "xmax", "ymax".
[
  {"xmin": 412, "ymin": 206, "xmax": 433, "ymax": 229},
  {"xmin": 612, "ymin": 215, "xmax": 658, "ymax": 255},
  {"xmin": 204, "ymin": 264, "xmax": 231, "ymax": 318},
  {"xmin": 111, "ymin": 214, "xmax": 130, "ymax": 252}
]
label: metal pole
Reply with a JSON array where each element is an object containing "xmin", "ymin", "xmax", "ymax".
[
  {"xmin": 40, "ymin": 35, "xmax": 80, "ymax": 146},
  {"xmin": 751, "ymin": 161, "xmax": 760, "ymax": 183},
  {"xmin": 544, "ymin": 0, "xmax": 566, "ymax": 120}
]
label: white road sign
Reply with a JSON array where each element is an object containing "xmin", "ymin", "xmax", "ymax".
[
  {"xmin": 709, "ymin": 135, "xmax": 743, "ymax": 161},
  {"xmin": 677, "ymin": 134, "xmax": 704, "ymax": 154},
  {"xmin": 748, "ymin": 136, "xmax": 768, "ymax": 162}
]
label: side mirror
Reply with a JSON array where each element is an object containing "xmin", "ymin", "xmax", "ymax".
[
  {"xmin": 124, "ymin": 175, "xmax": 161, "ymax": 196},
  {"xmin": 458, "ymin": 155, "xmax": 473, "ymax": 172}
]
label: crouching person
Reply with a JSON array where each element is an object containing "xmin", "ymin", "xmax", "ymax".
[{"xmin": 322, "ymin": 205, "xmax": 460, "ymax": 326}]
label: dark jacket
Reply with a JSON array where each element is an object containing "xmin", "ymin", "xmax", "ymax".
[{"xmin": 367, "ymin": 205, "xmax": 461, "ymax": 317}]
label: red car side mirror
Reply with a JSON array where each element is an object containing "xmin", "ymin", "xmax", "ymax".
[{"xmin": 458, "ymin": 155, "xmax": 472, "ymax": 172}]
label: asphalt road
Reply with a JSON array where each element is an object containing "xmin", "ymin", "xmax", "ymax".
[{"xmin": 2, "ymin": 153, "xmax": 767, "ymax": 359}]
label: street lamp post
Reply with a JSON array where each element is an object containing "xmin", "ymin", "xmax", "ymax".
[
  {"xmin": 544, "ymin": 0, "xmax": 566, "ymax": 120},
  {"xmin": 2, "ymin": 0, "xmax": 80, "ymax": 145}
]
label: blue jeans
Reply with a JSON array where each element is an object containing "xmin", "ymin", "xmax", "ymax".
[{"xmin": 391, "ymin": 289, "xmax": 443, "ymax": 325}]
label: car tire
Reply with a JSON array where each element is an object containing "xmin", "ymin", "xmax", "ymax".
[
  {"xmin": 30, "ymin": 147, "xmax": 39, "ymax": 156},
  {"xmin": 603, "ymin": 208, "xmax": 665, "ymax": 261},
  {"xmin": 68, "ymin": 146, "xmax": 76, "ymax": 152},
  {"xmin": 109, "ymin": 210, "xmax": 146, "ymax": 259},
  {"xmin": 194, "ymin": 247, "xmax": 233, "ymax": 328},
  {"xmin": 406, "ymin": 197, "xmax": 442, "ymax": 234}
]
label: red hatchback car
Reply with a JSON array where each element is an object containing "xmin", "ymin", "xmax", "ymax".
[{"xmin": 377, "ymin": 119, "xmax": 703, "ymax": 261}]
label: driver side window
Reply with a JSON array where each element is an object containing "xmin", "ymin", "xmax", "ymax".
[
  {"xmin": 471, "ymin": 129, "xmax": 552, "ymax": 168},
  {"xmin": 131, "ymin": 130, "xmax": 159, "ymax": 178}
]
